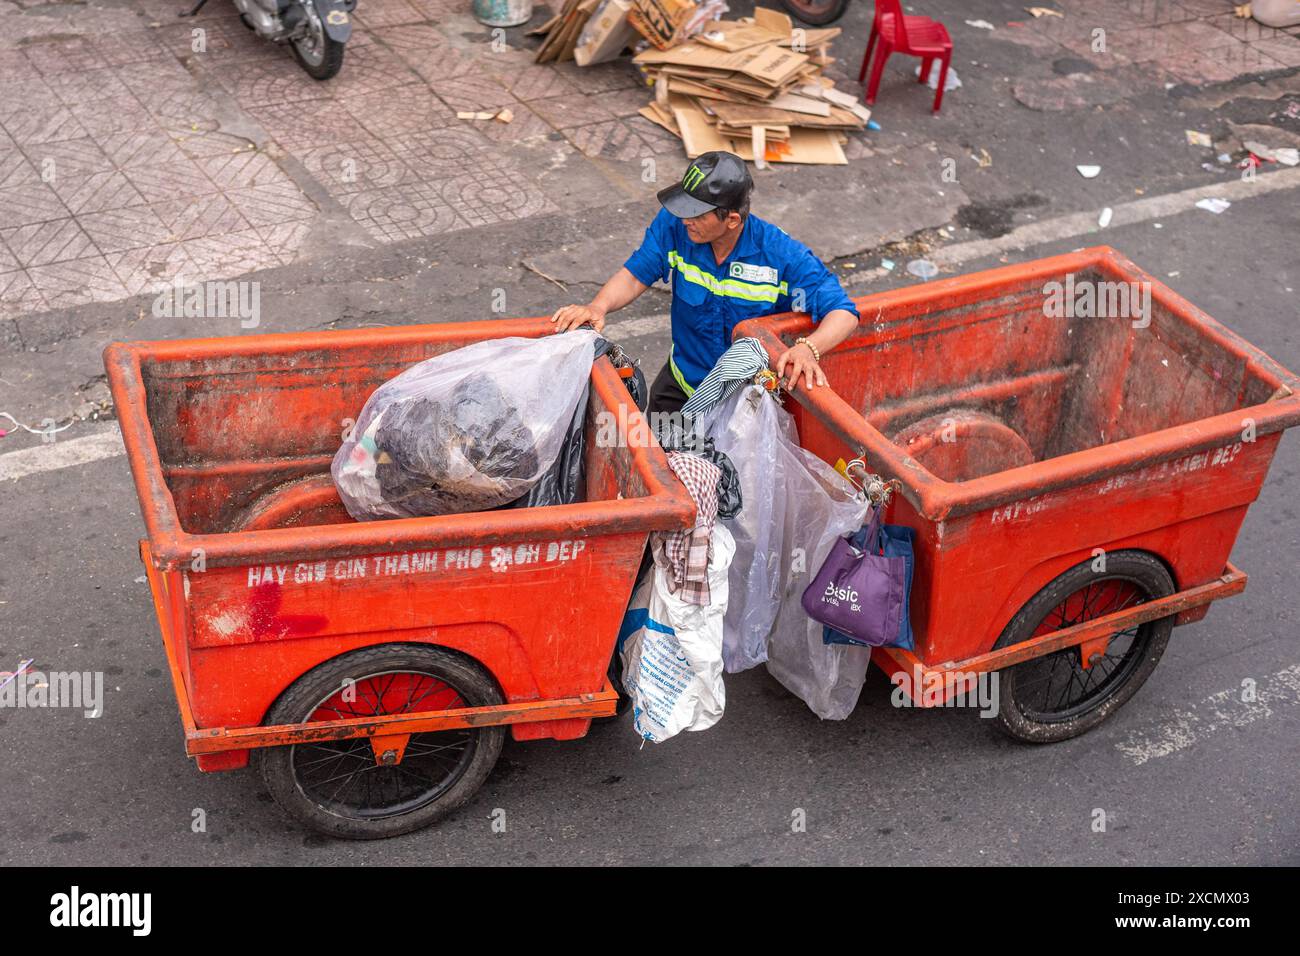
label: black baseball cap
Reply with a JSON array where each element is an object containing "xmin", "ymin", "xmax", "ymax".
[{"xmin": 657, "ymin": 151, "xmax": 753, "ymax": 219}]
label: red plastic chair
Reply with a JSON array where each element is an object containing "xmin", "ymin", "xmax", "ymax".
[{"xmin": 857, "ymin": 0, "xmax": 954, "ymax": 113}]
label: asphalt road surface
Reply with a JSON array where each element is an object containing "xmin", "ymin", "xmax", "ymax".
[{"xmin": 1, "ymin": 182, "xmax": 1297, "ymax": 865}]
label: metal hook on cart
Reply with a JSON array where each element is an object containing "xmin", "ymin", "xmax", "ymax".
[
  {"xmin": 844, "ymin": 458, "xmax": 901, "ymax": 507},
  {"xmin": 753, "ymin": 368, "xmax": 784, "ymax": 404}
]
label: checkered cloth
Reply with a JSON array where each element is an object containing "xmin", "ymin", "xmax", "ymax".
[{"xmin": 659, "ymin": 451, "xmax": 723, "ymax": 606}]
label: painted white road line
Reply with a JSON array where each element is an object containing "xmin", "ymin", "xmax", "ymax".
[
  {"xmin": 844, "ymin": 165, "xmax": 1300, "ymax": 287},
  {"xmin": 1114, "ymin": 664, "xmax": 1300, "ymax": 766},
  {"xmin": 0, "ymin": 425, "xmax": 124, "ymax": 482}
]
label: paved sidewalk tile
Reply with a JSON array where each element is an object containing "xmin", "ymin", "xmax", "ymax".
[
  {"xmin": 247, "ymin": 102, "xmax": 373, "ymax": 151},
  {"xmin": 123, "ymin": 160, "xmax": 221, "ymax": 202},
  {"xmin": 257, "ymin": 221, "xmax": 312, "ymax": 263},
  {"xmin": 566, "ymin": 118, "xmax": 682, "ymax": 161},
  {"xmin": 99, "ymin": 130, "xmax": 186, "ymax": 169},
  {"xmin": 152, "ymin": 193, "xmax": 251, "ymax": 241},
  {"xmin": 1165, "ymin": 42, "xmax": 1288, "ymax": 83},
  {"xmin": 183, "ymin": 230, "xmax": 289, "ymax": 280},
  {"xmin": 529, "ymin": 95, "xmax": 618, "ymax": 130},
  {"xmin": 0, "ymin": 149, "xmax": 40, "ymax": 191},
  {"xmin": 195, "ymin": 150, "xmax": 284, "ymax": 191},
  {"xmin": 1249, "ymin": 37, "xmax": 1300, "ymax": 68},
  {"xmin": 346, "ymin": 182, "xmax": 466, "ymax": 242},
  {"xmin": 299, "ymin": 138, "xmax": 417, "ymax": 195},
  {"xmin": 2, "ymin": 106, "xmax": 87, "ymax": 147},
  {"xmin": 78, "ymin": 206, "xmax": 174, "ymax": 255},
  {"xmin": 49, "ymin": 170, "xmax": 147, "ymax": 216},
  {"xmin": 28, "ymin": 255, "xmax": 130, "ymax": 308},
  {"xmin": 0, "ymin": 269, "xmax": 45, "ymax": 319},
  {"xmin": 4, "ymin": 218, "xmax": 97, "ymax": 267},
  {"xmin": 22, "ymin": 37, "xmax": 107, "ymax": 77},
  {"xmin": 470, "ymin": 104, "xmax": 555, "ymax": 144},
  {"xmin": 340, "ymin": 85, "xmax": 457, "ymax": 138},
  {"xmin": 0, "ymin": 183, "xmax": 69, "ymax": 228},
  {"xmin": 354, "ymin": 0, "xmax": 426, "ymax": 29},
  {"xmin": 107, "ymin": 242, "xmax": 197, "ymax": 296},
  {"xmin": 317, "ymin": 42, "xmax": 418, "ymax": 98},
  {"xmin": 225, "ymin": 181, "xmax": 319, "ymax": 228},
  {"xmin": 0, "ymin": 0, "xmax": 1293, "ymax": 322},
  {"xmin": 26, "ymin": 138, "xmax": 115, "ymax": 183}
]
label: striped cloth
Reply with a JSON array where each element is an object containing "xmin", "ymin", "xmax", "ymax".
[
  {"xmin": 680, "ymin": 337, "xmax": 770, "ymax": 421},
  {"xmin": 659, "ymin": 451, "xmax": 723, "ymax": 606}
]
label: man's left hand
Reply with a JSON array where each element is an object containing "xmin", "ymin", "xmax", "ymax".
[{"xmin": 776, "ymin": 341, "xmax": 827, "ymax": 391}]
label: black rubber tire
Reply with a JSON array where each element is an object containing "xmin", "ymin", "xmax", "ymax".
[
  {"xmin": 256, "ymin": 644, "xmax": 504, "ymax": 840},
  {"xmin": 779, "ymin": 0, "xmax": 850, "ymax": 26},
  {"xmin": 992, "ymin": 551, "xmax": 1175, "ymax": 744},
  {"xmin": 292, "ymin": 33, "xmax": 345, "ymax": 80}
]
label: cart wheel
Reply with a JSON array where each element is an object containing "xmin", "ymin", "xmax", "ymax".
[
  {"xmin": 256, "ymin": 644, "xmax": 504, "ymax": 839},
  {"xmin": 992, "ymin": 551, "xmax": 1175, "ymax": 744}
]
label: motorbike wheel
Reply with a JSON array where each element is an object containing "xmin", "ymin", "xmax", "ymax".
[
  {"xmin": 779, "ymin": 0, "xmax": 850, "ymax": 26},
  {"xmin": 291, "ymin": 7, "xmax": 345, "ymax": 80}
]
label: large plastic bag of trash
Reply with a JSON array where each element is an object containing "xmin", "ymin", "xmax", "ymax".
[
  {"xmin": 617, "ymin": 525, "xmax": 736, "ymax": 742},
  {"xmin": 509, "ymin": 337, "xmax": 647, "ymax": 510},
  {"xmin": 702, "ymin": 385, "xmax": 871, "ymax": 719},
  {"xmin": 333, "ymin": 331, "xmax": 598, "ymax": 520}
]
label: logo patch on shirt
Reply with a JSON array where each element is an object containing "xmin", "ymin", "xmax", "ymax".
[{"xmin": 729, "ymin": 261, "xmax": 778, "ymax": 284}]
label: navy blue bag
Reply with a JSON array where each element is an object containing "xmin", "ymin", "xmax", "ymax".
[{"xmin": 821, "ymin": 515, "xmax": 916, "ymax": 651}]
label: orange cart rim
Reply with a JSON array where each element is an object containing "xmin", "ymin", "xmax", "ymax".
[
  {"xmin": 292, "ymin": 671, "xmax": 476, "ymax": 820},
  {"xmin": 1010, "ymin": 580, "xmax": 1151, "ymax": 722}
]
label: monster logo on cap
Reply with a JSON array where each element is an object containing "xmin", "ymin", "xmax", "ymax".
[{"xmin": 657, "ymin": 151, "xmax": 754, "ymax": 220}]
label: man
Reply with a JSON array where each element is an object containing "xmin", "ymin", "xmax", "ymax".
[{"xmin": 551, "ymin": 151, "xmax": 860, "ymax": 415}]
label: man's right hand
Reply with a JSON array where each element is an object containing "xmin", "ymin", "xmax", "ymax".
[{"xmin": 550, "ymin": 303, "xmax": 606, "ymax": 334}]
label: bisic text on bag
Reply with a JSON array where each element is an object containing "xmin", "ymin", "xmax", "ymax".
[
  {"xmin": 820, "ymin": 515, "xmax": 917, "ymax": 651},
  {"xmin": 802, "ymin": 507, "xmax": 904, "ymax": 646}
]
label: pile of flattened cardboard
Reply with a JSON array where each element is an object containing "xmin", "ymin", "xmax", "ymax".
[
  {"xmin": 634, "ymin": 7, "xmax": 871, "ymax": 166},
  {"xmin": 534, "ymin": 0, "xmax": 722, "ymax": 67},
  {"xmin": 530, "ymin": 0, "xmax": 602, "ymax": 64}
]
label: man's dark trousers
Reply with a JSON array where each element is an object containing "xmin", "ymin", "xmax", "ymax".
[{"xmin": 646, "ymin": 361, "xmax": 689, "ymax": 417}]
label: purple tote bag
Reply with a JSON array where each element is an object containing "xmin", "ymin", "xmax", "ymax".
[{"xmin": 800, "ymin": 508, "xmax": 906, "ymax": 647}]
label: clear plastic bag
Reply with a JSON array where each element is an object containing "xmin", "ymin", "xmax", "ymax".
[
  {"xmin": 702, "ymin": 385, "xmax": 871, "ymax": 719},
  {"xmin": 332, "ymin": 331, "xmax": 598, "ymax": 520}
]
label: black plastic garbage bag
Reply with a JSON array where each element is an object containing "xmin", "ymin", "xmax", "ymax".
[
  {"xmin": 333, "ymin": 332, "xmax": 599, "ymax": 519},
  {"xmin": 508, "ymin": 336, "xmax": 648, "ymax": 509},
  {"xmin": 652, "ymin": 419, "xmax": 743, "ymax": 519}
]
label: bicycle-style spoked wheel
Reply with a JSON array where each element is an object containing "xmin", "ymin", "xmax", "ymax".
[
  {"xmin": 993, "ymin": 552, "xmax": 1175, "ymax": 743},
  {"xmin": 1008, "ymin": 580, "xmax": 1150, "ymax": 722},
  {"xmin": 259, "ymin": 645, "xmax": 505, "ymax": 838},
  {"xmin": 292, "ymin": 673, "xmax": 477, "ymax": 819}
]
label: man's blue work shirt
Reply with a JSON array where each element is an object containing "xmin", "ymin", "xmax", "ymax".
[{"xmin": 623, "ymin": 208, "xmax": 859, "ymax": 392}]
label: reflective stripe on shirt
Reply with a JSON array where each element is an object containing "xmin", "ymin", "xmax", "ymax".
[
  {"xmin": 669, "ymin": 346, "xmax": 696, "ymax": 396},
  {"xmin": 667, "ymin": 251, "xmax": 789, "ymax": 303}
]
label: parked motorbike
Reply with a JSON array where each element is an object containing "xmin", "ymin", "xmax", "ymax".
[
  {"xmin": 780, "ymin": 0, "xmax": 849, "ymax": 26},
  {"xmin": 182, "ymin": 0, "xmax": 357, "ymax": 80}
]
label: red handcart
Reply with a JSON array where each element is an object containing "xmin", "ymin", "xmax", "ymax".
[
  {"xmin": 737, "ymin": 246, "xmax": 1300, "ymax": 741},
  {"xmin": 106, "ymin": 247, "xmax": 1300, "ymax": 839},
  {"xmin": 105, "ymin": 318, "xmax": 694, "ymax": 839}
]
